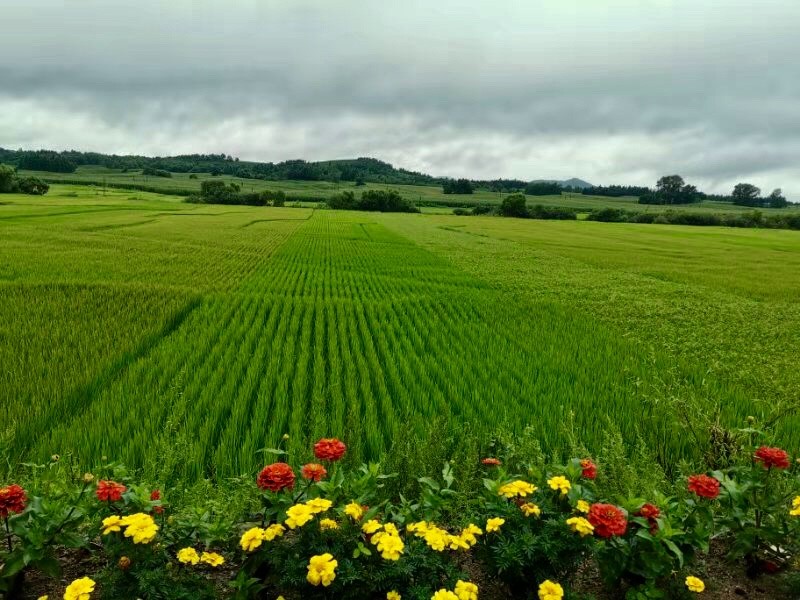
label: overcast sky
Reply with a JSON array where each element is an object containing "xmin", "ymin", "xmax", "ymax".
[{"xmin": 1, "ymin": 1, "xmax": 798, "ymax": 195}]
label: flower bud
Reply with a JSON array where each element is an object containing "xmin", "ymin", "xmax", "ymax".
[
  {"xmin": 747, "ymin": 416, "xmax": 756, "ymax": 424},
  {"xmin": 51, "ymin": 454, "xmax": 60, "ymax": 462},
  {"xmin": 118, "ymin": 556, "xmax": 131, "ymax": 571},
  {"xmin": 282, "ymin": 433, "xmax": 290, "ymax": 440},
  {"xmin": 82, "ymin": 473, "xmax": 95, "ymax": 483}
]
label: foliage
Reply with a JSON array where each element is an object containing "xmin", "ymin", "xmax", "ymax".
[
  {"xmin": 0, "ymin": 164, "xmax": 50, "ymax": 195},
  {"xmin": 499, "ymin": 193, "xmax": 527, "ymax": 217},
  {"xmin": 442, "ymin": 178, "xmax": 474, "ymax": 194}
]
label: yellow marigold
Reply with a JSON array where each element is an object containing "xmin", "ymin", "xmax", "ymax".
[
  {"xmin": 547, "ymin": 476, "xmax": 571, "ymax": 496},
  {"xmin": 423, "ymin": 526, "xmax": 450, "ymax": 551},
  {"xmin": 383, "ymin": 522, "xmax": 400, "ymax": 536},
  {"xmin": 120, "ymin": 513, "xmax": 158, "ymax": 544},
  {"xmin": 432, "ymin": 590, "xmax": 459, "ymax": 600},
  {"xmin": 790, "ymin": 496, "xmax": 800, "ymax": 517},
  {"xmin": 486, "ymin": 517, "xmax": 505, "ymax": 533},
  {"xmin": 372, "ymin": 531, "xmax": 405, "ymax": 560},
  {"xmin": 344, "ymin": 501, "xmax": 364, "ymax": 521},
  {"xmin": 459, "ymin": 524, "xmax": 482, "ymax": 546},
  {"xmin": 200, "ymin": 551, "xmax": 225, "ymax": 567},
  {"xmin": 319, "ymin": 518, "xmax": 339, "ymax": 530},
  {"xmin": 264, "ymin": 523, "xmax": 286, "ymax": 541},
  {"xmin": 176, "ymin": 547, "xmax": 200, "ymax": 565},
  {"xmin": 454, "ymin": 580, "xmax": 478, "ymax": 600},
  {"xmin": 387, "ymin": 592, "xmax": 401, "ymax": 600},
  {"xmin": 576, "ymin": 500, "xmax": 590, "ymax": 514},
  {"xmin": 285, "ymin": 504, "xmax": 315, "ymax": 529},
  {"xmin": 406, "ymin": 521, "xmax": 428, "ymax": 536},
  {"xmin": 447, "ymin": 534, "xmax": 470, "ymax": 551},
  {"xmin": 37, "ymin": 596, "xmax": 48, "ymax": 600},
  {"xmin": 498, "ymin": 480, "xmax": 537, "ymax": 498},
  {"xmin": 64, "ymin": 577, "xmax": 96, "ymax": 600},
  {"xmin": 538, "ymin": 580, "xmax": 564, "ymax": 600},
  {"xmin": 240, "ymin": 527, "xmax": 266, "ymax": 552},
  {"xmin": 306, "ymin": 498, "xmax": 333, "ymax": 514},
  {"xmin": 521, "ymin": 502, "xmax": 542, "ymax": 517},
  {"xmin": 306, "ymin": 553, "xmax": 338, "ymax": 586},
  {"xmin": 362, "ymin": 519, "xmax": 383, "ymax": 534},
  {"xmin": 685, "ymin": 576, "xmax": 705, "ymax": 593},
  {"xmin": 101, "ymin": 515, "xmax": 123, "ymax": 535},
  {"xmin": 566, "ymin": 516, "xmax": 594, "ymax": 537}
]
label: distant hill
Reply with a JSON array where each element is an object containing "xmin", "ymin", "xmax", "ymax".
[
  {"xmin": 0, "ymin": 147, "xmax": 592, "ymax": 190},
  {"xmin": 531, "ymin": 178, "xmax": 593, "ymax": 189}
]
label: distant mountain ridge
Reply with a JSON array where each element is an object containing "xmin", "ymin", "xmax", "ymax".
[
  {"xmin": 0, "ymin": 147, "xmax": 591, "ymax": 189},
  {"xmin": 531, "ymin": 178, "xmax": 593, "ymax": 189}
]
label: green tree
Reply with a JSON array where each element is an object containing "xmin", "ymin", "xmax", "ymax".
[
  {"xmin": 0, "ymin": 164, "xmax": 17, "ymax": 193},
  {"xmin": 767, "ymin": 188, "xmax": 787, "ymax": 208},
  {"xmin": 732, "ymin": 183, "xmax": 761, "ymax": 206},
  {"xmin": 500, "ymin": 193, "xmax": 528, "ymax": 217}
]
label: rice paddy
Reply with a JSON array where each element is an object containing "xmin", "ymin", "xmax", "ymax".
[{"xmin": 2, "ymin": 185, "xmax": 799, "ymax": 482}]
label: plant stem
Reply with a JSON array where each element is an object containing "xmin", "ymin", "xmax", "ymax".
[{"xmin": 4, "ymin": 516, "xmax": 12, "ymax": 552}]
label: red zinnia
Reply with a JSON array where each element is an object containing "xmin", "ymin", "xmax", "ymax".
[
  {"xmin": 637, "ymin": 503, "xmax": 661, "ymax": 533},
  {"xmin": 257, "ymin": 462, "xmax": 296, "ymax": 492},
  {"xmin": 0, "ymin": 484, "xmax": 27, "ymax": 518},
  {"xmin": 96, "ymin": 480, "xmax": 127, "ymax": 502},
  {"xmin": 687, "ymin": 474, "xmax": 720, "ymax": 499},
  {"xmin": 588, "ymin": 503, "xmax": 628, "ymax": 538},
  {"xmin": 754, "ymin": 446, "xmax": 791, "ymax": 470},
  {"xmin": 481, "ymin": 458, "xmax": 501, "ymax": 467},
  {"xmin": 314, "ymin": 438, "xmax": 347, "ymax": 462},
  {"xmin": 301, "ymin": 463, "xmax": 328, "ymax": 482},
  {"xmin": 150, "ymin": 489, "xmax": 164, "ymax": 514},
  {"xmin": 580, "ymin": 459, "xmax": 597, "ymax": 480}
]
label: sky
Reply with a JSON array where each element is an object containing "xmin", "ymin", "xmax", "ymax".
[{"xmin": 1, "ymin": 0, "xmax": 798, "ymax": 196}]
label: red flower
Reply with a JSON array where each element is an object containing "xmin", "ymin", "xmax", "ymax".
[
  {"xmin": 0, "ymin": 484, "xmax": 27, "ymax": 518},
  {"xmin": 754, "ymin": 446, "xmax": 790, "ymax": 470},
  {"xmin": 637, "ymin": 503, "xmax": 660, "ymax": 520},
  {"xmin": 257, "ymin": 462, "xmax": 296, "ymax": 492},
  {"xmin": 314, "ymin": 438, "xmax": 347, "ymax": 462},
  {"xmin": 96, "ymin": 480, "xmax": 127, "ymax": 502},
  {"xmin": 301, "ymin": 463, "xmax": 328, "ymax": 482},
  {"xmin": 481, "ymin": 458, "xmax": 502, "ymax": 467},
  {"xmin": 687, "ymin": 474, "xmax": 720, "ymax": 499},
  {"xmin": 588, "ymin": 503, "xmax": 628, "ymax": 538},
  {"xmin": 580, "ymin": 459, "xmax": 597, "ymax": 480},
  {"xmin": 150, "ymin": 489, "xmax": 164, "ymax": 514}
]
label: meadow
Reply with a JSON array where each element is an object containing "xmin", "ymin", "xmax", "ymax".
[
  {"xmin": 2, "ymin": 184, "xmax": 799, "ymax": 485},
  {"xmin": 22, "ymin": 165, "xmax": 800, "ymax": 215}
]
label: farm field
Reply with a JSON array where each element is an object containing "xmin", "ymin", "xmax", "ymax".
[
  {"xmin": 2, "ymin": 185, "xmax": 799, "ymax": 485},
  {"xmin": 21, "ymin": 165, "xmax": 800, "ymax": 214}
]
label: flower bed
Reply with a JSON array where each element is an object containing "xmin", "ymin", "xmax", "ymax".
[{"xmin": 2, "ymin": 434, "xmax": 800, "ymax": 599}]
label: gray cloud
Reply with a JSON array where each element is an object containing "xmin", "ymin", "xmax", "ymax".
[{"xmin": 1, "ymin": 0, "xmax": 799, "ymax": 197}]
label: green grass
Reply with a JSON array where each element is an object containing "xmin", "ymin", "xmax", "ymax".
[
  {"xmin": 2, "ymin": 184, "xmax": 798, "ymax": 484},
  {"xmin": 21, "ymin": 165, "xmax": 800, "ymax": 214}
]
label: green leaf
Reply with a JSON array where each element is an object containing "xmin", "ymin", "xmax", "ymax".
[
  {"xmin": 663, "ymin": 539, "xmax": 684, "ymax": 569},
  {"xmin": 256, "ymin": 448, "xmax": 287, "ymax": 456}
]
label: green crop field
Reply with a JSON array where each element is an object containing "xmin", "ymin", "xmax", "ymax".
[
  {"xmin": 2, "ymin": 184, "xmax": 799, "ymax": 485},
  {"xmin": 21, "ymin": 165, "xmax": 800, "ymax": 215}
]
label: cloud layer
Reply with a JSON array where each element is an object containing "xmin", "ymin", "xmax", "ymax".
[{"xmin": 2, "ymin": 0, "xmax": 799, "ymax": 195}]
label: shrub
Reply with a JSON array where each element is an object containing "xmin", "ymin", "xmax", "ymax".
[
  {"xmin": 16, "ymin": 176, "xmax": 50, "ymax": 195},
  {"xmin": 499, "ymin": 194, "xmax": 527, "ymax": 218}
]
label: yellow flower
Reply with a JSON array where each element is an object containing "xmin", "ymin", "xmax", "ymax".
[
  {"xmin": 521, "ymin": 502, "xmax": 542, "ymax": 517},
  {"xmin": 64, "ymin": 577, "xmax": 96, "ymax": 600},
  {"xmin": 790, "ymin": 496, "xmax": 800, "ymax": 517},
  {"xmin": 285, "ymin": 504, "xmax": 315, "ymax": 529},
  {"xmin": 200, "ymin": 551, "xmax": 225, "ymax": 567},
  {"xmin": 406, "ymin": 521, "xmax": 428, "ymax": 535},
  {"xmin": 264, "ymin": 523, "xmax": 286, "ymax": 541},
  {"xmin": 447, "ymin": 534, "xmax": 470, "ymax": 551},
  {"xmin": 120, "ymin": 513, "xmax": 158, "ymax": 544},
  {"xmin": 454, "ymin": 580, "xmax": 478, "ymax": 600},
  {"xmin": 372, "ymin": 530, "xmax": 405, "ymax": 560},
  {"xmin": 538, "ymin": 580, "xmax": 564, "ymax": 600},
  {"xmin": 547, "ymin": 476, "xmax": 571, "ymax": 496},
  {"xmin": 387, "ymin": 592, "xmax": 401, "ymax": 600},
  {"xmin": 37, "ymin": 596, "xmax": 48, "ymax": 600},
  {"xmin": 101, "ymin": 515, "xmax": 123, "ymax": 535},
  {"xmin": 306, "ymin": 553, "xmax": 338, "ymax": 586},
  {"xmin": 344, "ymin": 501, "xmax": 364, "ymax": 521},
  {"xmin": 576, "ymin": 500, "xmax": 590, "ymax": 514},
  {"xmin": 176, "ymin": 547, "xmax": 200, "ymax": 565},
  {"xmin": 458, "ymin": 523, "xmax": 483, "ymax": 547},
  {"xmin": 566, "ymin": 516, "xmax": 594, "ymax": 537},
  {"xmin": 685, "ymin": 576, "xmax": 705, "ymax": 593},
  {"xmin": 320, "ymin": 518, "xmax": 339, "ymax": 530},
  {"xmin": 240, "ymin": 527, "xmax": 266, "ymax": 552},
  {"xmin": 498, "ymin": 480, "xmax": 537, "ymax": 499},
  {"xmin": 422, "ymin": 525, "xmax": 450, "ymax": 551},
  {"xmin": 306, "ymin": 498, "xmax": 333, "ymax": 514},
  {"xmin": 432, "ymin": 590, "xmax": 459, "ymax": 600},
  {"xmin": 486, "ymin": 517, "xmax": 505, "ymax": 533},
  {"xmin": 383, "ymin": 522, "xmax": 400, "ymax": 536},
  {"xmin": 362, "ymin": 519, "xmax": 383, "ymax": 534}
]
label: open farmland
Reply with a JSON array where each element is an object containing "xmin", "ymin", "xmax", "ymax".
[{"xmin": 2, "ymin": 185, "xmax": 799, "ymax": 484}]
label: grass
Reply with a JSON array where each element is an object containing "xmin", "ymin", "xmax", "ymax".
[
  {"xmin": 2, "ymin": 184, "xmax": 798, "ymax": 485},
  {"xmin": 21, "ymin": 165, "xmax": 800, "ymax": 214}
]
